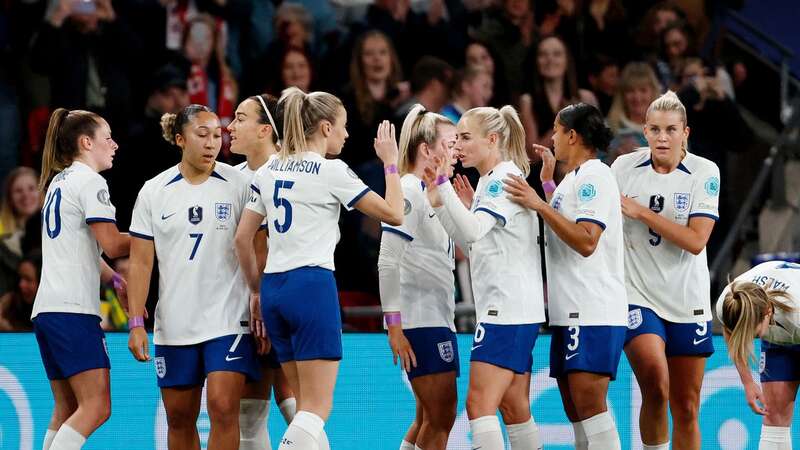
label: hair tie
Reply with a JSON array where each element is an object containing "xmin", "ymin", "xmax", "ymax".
[{"xmin": 256, "ymin": 95, "xmax": 280, "ymax": 145}]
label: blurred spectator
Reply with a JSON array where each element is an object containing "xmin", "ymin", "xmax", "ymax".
[
  {"xmin": 578, "ymin": 0, "xmax": 630, "ymax": 69},
  {"xmin": 0, "ymin": 251, "xmax": 40, "ymax": 331},
  {"xmin": 0, "ymin": 167, "xmax": 40, "ymax": 296},
  {"xmin": 605, "ymin": 62, "xmax": 661, "ymax": 163},
  {"xmin": 586, "ymin": 54, "xmax": 620, "ymax": 115},
  {"xmin": 107, "ymin": 63, "xmax": 188, "ymax": 232},
  {"xmin": 471, "ymin": 0, "xmax": 537, "ymax": 98},
  {"xmin": 279, "ymin": 47, "xmax": 314, "ymax": 94},
  {"xmin": 464, "ymin": 40, "xmax": 511, "ymax": 105},
  {"xmin": 395, "ymin": 56, "xmax": 454, "ymax": 120},
  {"xmin": 30, "ymin": 0, "xmax": 141, "ymax": 136},
  {"xmin": 183, "ymin": 14, "xmax": 237, "ymax": 142},
  {"xmin": 658, "ymin": 19, "xmax": 698, "ymax": 89},
  {"xmin": 339, "ymin": 30, "xmax": 408, "ymax": 169},
  {"xmin": 519, "ymin": 35, "xmax": 597, "ymax": 149},
  {"xmin": 441, "ymin": 65, "xmax": 493, "ymax": 123},
  {"xmin": 634, "ymin": 1, "xmax": 686, "ymax": 59}
]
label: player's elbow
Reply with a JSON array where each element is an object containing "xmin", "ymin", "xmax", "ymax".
[
  {"xmin": 577, "ymin": 239, "xmax": 598, "ymax": 258},
  {"xmin": 383, "ymin": 211, "xmax": 403, "ymax": 227},
  {"xmin": 687, "ymin": 243, "xmax": 704, "ymax": 256},
  {"xmin": 103, "ymin": 237, "xmax": 130, "ymax": 259}
]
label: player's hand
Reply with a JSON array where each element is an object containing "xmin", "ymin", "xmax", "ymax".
[
  {"xmin": 249, "ymin": 292, "xmax": 266, "ymax": 338},
  {"xmin": 388, "ymin": 326, "xmax": 417, "ymax": 372},
  {"xmin": 453, "ymin": 174, "xmax": 474, "ymax": 209},
  {"xmin": 533, "ymin": 144, "xmax": 556, "ymax": 183},
  {"xmin": 620, "ymin": 195, "xmax": 646, "ymax": 220},
  {"xmin": 504, "ymin": 174, "xmax": 545, "ymax": 210},
  {"xmin": 128, "ymin": 326, "xmax": 150, "ymax": 362},
  {"xmin": 113, "ymin": 274, "xmax": 129, "ymax": 313},
  {"xmin": 255, "ymin": 334, "xmax": 271, "ymax": 356},
  {"xmin": 374, "ymin": 120, "xmax": 399, "ymax": 167},
  {"xmin": 744, "ymin": 381, "xmax": 768, "ymax": 415}
]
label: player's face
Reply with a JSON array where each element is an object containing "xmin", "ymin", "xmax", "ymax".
[
  {"xmin": 325, "ymin": 107, "xmax": 349, "ymax": 156},
  {"xmin": 644, "ymin": 110, "xmax": 689, "ymax": 164},
  {"xmin": 180, "ymin": 111, "xmax": 222, "ymax": 172},
  {"xmin": 551, "ymin": 116, "xmax": 573, "ymax": 160},
  {"xmin": 432, "ymin": 123, "xmax": 457, "ymax": 174},
  {"xmin": 229, "ymin": 99, "xmax": 266, "ymax": 155},
  {"xmin": 10, "ymin": 173, "xmax": 40, "ymax": 218},
  {"xmin": 454, "ymin": 117, "xmax": 491, "ymax": 169},
  {"xmin": 17, "ymin": 261, "xmax": 38, "ymax": 304},
  {"xmin": 86, "ymin": 119, "xmax": 118, "ymax": 172}
]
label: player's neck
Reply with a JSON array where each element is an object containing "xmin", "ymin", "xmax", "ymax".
[
  {"xmin": 73, "ymin": 155, "xmax": 99, "ymax": 172},
  {"xmin": 246, "ymin": 145, "xmax": 273, "ymax": 170},
  {"xmin": 564, "ymin": 147, "xmax": 593, "ymax": 173},
  {"xmin": 179, "ymin": 161, "xmax": 213, "ymax": 184},
  {"xmin": 477, "ymin": 152, "xmax": 502, "ymax": 176},
  {"xmin": 651, "ymin": 153, "xmax": 683, "ymax": 174}
]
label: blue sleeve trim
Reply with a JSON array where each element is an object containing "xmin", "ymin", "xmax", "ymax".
[
  {"xmin": 346, "ymin": 187, "xmax": 371, "ymax": 208},
  {"xmin": 381, "ymin": 226, "xmax": 413, "ymax": 242},
  {"xmin": 85, "ymin": 217, "xmax": 116, "ymax": 225},
  {"xmin": 130, "ymin": 231, "xmax": 154, "ymax": 241},
  {"xmin": 689, "ymin": 212, "xmax": 719, "ymax": 221},
  {"xmin": 250, "ymin": 184, "xmax": 261, "ymax": 195},
  {"xmin": 258, "ymin": 223, "xmax": 268, "ymax": 231},
  {"xmin": 475, "ymin": 207, "xmax": 506, "ymax": 227},
  {"xmin": 576, "ymin": 217, "xmax": 607, "ymax": 230}
]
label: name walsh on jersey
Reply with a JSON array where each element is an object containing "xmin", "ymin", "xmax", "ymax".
[{"xmin": 267, "ymin": 158, "xmax": 322, "ymax": 175}]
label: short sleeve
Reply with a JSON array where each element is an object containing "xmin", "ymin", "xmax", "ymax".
[
  {"xmin": 129, "ymin": 184, "xmax": 154, "ymax": 240},
  {"xmin": 689, "ymin": 163, "xmax": 720, "ymax": 221},
  {"xmin": 327, "ymin": 160, "xmax": 371, "ymax": 211},
  {"xmin": 473, "ymin": 174, "xmax": 522, "ymax": 227},
  {"xmin": 572, "ymin": 170, "xmax": 614, "ymax": 230},
  {"xmin": 246, "ymin": 169, "xmax": 268, "ymax": 218},
  {"xmin": 381, "ymin": 182, "xmax": 423, "ymax": 241},
  {"xmin": 80, "ymin": 175, "xmax": 116, "ymax": 224}
]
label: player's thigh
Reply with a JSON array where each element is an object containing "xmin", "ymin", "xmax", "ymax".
[
  {"xmin": 762, "ymin": 381, "xmax": 800, "ymax": 426},
  {"xmin": 625, "ymin": 334, "xmax": 669, "ymax": 396}
]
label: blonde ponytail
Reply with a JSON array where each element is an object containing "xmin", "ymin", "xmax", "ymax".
[
  {"xmin": 278, "ymin": 87, "xmax": 344, "ymax": 160},
  {"xmin": 39, "ymin": 108, "xmax": 102, "ymax": 192},
  {"xmin": 722, "ymin": 281, "xmax": 794, "ymax": 368},
  {"xmin": 462, "ymin": 106, "xmax": 530, "ymax": 176},
  {"xmin": 498, "ymin": 105, "xmax": 530, "ymax": 176}
]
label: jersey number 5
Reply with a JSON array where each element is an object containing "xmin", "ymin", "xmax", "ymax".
[
  {"xmin": 273, "ymin": 180, "xmax": 295, "ymax": 233},
  {"xmin": 43, "ymin": 187, "xmax": 63, "ymax": 239}
]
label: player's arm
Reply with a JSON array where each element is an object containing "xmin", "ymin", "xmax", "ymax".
[
  {"xmin": 504, "ymin": 174, "xmax": 602, "ymax": 257},
  {"xmin": 89, "ymin": 223, "xmax": 130, "ymax": 259},
  {"xmin": 235, "ymin": 209, "xmax": 266, "ymax": 294},
  {"xmin": 127, "ymin": 236, "xmax": 154, "ymax": 362},
  {"xmin": 254, "ymin": 228, "xmax": 268, "ymax": 273},
  {"xmin": 377, "ymin": 231, "xmax": 417, "ymax": 371},
  {"xmin": 620, "ymin": 198, "xmax": 714, "ymax": 255}
]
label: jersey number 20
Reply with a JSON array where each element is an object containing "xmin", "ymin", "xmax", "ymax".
[
  {"xmin": 43, "ymin": 187, "xmax": 62, "ymax": 239},
  {"xmin": 273, "ymin": 180, "xmax": 295, "ymax": 233}
]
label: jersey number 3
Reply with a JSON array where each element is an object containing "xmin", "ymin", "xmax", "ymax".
[{"xmin": 273, "ymin": 180, "xmax": 295, "ymax": 233}]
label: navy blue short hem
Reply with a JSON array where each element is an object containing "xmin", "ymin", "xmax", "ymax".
[
  {"xmin": 154, "ymin": 334, "xmax": 260, "ymax": 388},
  {"xmin": 403, "ymin": 327, "xmax": 459, "ymax": 380},
  {"xmin": 625, "ymin": 305, "xmax": 714, "ymax": 357},
  {"xmin": 760, "ymin": 341, "xmax": 800, "ymax": 382},
  {"xmin": 261, "ymin": 267, "xmax": 343, "ymax": 363},
  {"xmin": 469, "ymin": 323, "xmax": 540, "ymax": 374},
  {"xmin": 33, "ymin": 312, "xmax": 110, "ymax": 380},
  {"xmin": 549, "ymin": 325, "xmax": 626, "ymax": 381}
]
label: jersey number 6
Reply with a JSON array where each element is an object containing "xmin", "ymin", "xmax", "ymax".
[{"xmin": 273, "ymin": 180, "xmax": 295, "ymax": 233}]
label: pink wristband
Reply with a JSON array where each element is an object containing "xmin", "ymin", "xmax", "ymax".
[
  {"xmin": 435, "ymin": 175, "xmax": 448, "ymax": 186},
  {"xmin": 128, "ymin": 316, "xmax": 145, "ymax": 329},
  {"xmin": 384, "ymin": 312, "xmax": 402, "ymax": 326},
  {"xmin": 384, "ymin": 164, "xmax": 398, "ymax": 175},
  {"xmin": 111, "ymin": 272, "xmax": 123, "ymax": 290},
  {"xmin": 542, "ymin": 180, "xmax": 557, "ymax": 193}
]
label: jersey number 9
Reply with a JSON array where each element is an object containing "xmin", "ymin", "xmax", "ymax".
[{"xmin": 273, "ymin": 180, "xmax": 295, "ymax": 233}]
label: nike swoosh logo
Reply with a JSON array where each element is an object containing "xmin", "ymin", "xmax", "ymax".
[
  {"xmin": 565, "ymin": 353, "xmax": 579, "ymax": 360},
  {"xmin": 693, "ymin": 337, "xmax": 709, "ymax": 345},
  {"xmin": 471, "ymin": 345, "xmax": 483, "ymax": 351},
  {"xmin": 429, "ymin": 213, "xmax": 436, "ymax": 218},
  {"xmin": 161, "ymin": 212, "xmax": 176, "ymax": 220},
  {"xmin": 225, "ymin": 355, "xmax": 243, "ymax": 362}
]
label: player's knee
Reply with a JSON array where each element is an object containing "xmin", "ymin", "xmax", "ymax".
[
  {"xmin": 670, "ymin": 398, "xmax": 699, "ymax": 425},
  {"xmin": 466, "ymin": 391, "xmax": 489, "ymax": 418},
  {"xmin": 427, "ymin": 401, "xmax": 457, "ymax": 430},
  {"xmin": 640, "ymin": 375, "xmax": 669, "ymax": 405},
  {"xmin": 207, "ymin": 395, "xmax": 240, "ymax": 424},
  {"xmin": 84, "ymin": 394, "xmax": 111, "ymax": 427},
  {"xmin": 764, "ymin": 403, "xmax": 793, "ymax": 427},
  {"xmin": 166, "ymin": 407, "xmax": 199, "ymax": 430},
  {"xmin": 498, "ymin": 397, "xmax": 530, "ymax": 425}
]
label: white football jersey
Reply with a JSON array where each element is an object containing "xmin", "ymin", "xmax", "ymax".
[
  {"xmin": 382, "ymin": 174, "xmax": 456, "ymax": 330},
  {"xmin": 469, "ymin": 161, "xmax": 545, "ymax": 325},
  {"xmin": 716, "ymin": 261, "xmax": 800, "ymax": 346},
  {"xmin": 612, "ymin": 149, "xmax": 720, "ymax": 323},
  {"xmin": 247, "ymin": 152, "xmax": 370, "ymax": 273},
  {"xmin": 545, "ymin": 159, "xmax": 627, "ymax": 326},
  {"xmin": 33, "ymin": 162, "xmax": 117, "ymax": 319},
  {"xmin": 130, "ymin": 163, "xmax": 251, "ymax": 345}
]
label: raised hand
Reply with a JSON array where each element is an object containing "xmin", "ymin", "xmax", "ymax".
[
  {"xmin": 453, "ymin": 174, "xmax": 474, "ymax": 209},
  {"xmin": 374, "ymin": 120, "xmax": 399, "ymax": 166},
  {"xmin": 533, "ymin": 144, "xmax": 556, "ymax": 182}
]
